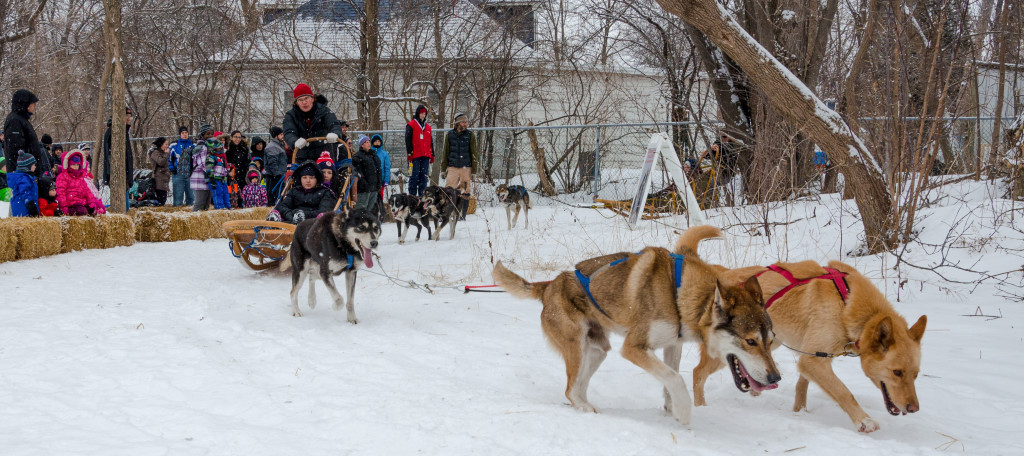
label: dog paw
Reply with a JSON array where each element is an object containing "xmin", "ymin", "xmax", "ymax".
[
  {"xmin": 857, "ymin": 417, "xmax": 879, "ymax": 433},
  {"xmin": 292, "ymin": 310, "xmax": 303, "ymax": 317},
  {"xmin": 347, "ymin": 316, "xmax": 360, "ymax": 324},
  {"xmin": 573, "ymin": 403, "xmax": 598, "ymax": 413},
  {"xmin": 750, "ymin": 390, "xmax": 762, "ymax": 398}
]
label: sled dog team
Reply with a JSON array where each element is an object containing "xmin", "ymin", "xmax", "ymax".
[{"xmin": 283, "ymin": 212, "xmax": 926, "ymax": 434}]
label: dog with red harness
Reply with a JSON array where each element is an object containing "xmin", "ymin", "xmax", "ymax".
[{"xmin": 692, "ymin": 260, "xmax": 928, "ymax": 433}]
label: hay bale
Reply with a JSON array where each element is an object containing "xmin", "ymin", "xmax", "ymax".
[
  {"xmin": 9, "ymin": 218, "xmax": 63, "ymax": 260},
  {"xmin": 60, "ymin": 216, "xmax": 104, "ymax": 252},
  {"xmin": 133, "ymin": 210, "xmax": 171, "ymax": 242},
  {"xmin": 0, "ymin": 221, "xmax": 18, "ymax": 263},
  {"xmin": 97, "ymin": 214, "xmax": 135, "ymax": 248}
]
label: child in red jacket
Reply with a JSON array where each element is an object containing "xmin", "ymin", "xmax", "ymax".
[{"xmin": 37, "ymin": 176, "xmax": 61, "ymax": 216}]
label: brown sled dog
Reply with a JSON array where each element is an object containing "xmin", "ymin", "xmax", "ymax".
[
  {"xmin": 693, "ymin": 260, "xmax": 927, "ymax": 433},
  {"xmin": 493, "ymin": 226, "xmax": 781, "ymax": 426}
]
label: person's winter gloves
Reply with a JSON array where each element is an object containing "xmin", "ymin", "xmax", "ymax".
[
  {"xmin": 440, "ymin": 170, "xmax": 446, "ymax": 180},
  {"xmin": 429, "ymin": 154, "xmax": 435, "ymax": 164},
  {"xmin": 326, "ymin": 133, "xmax": 339, "ymax": 144},
  {"xmin": 54, "ymin": 208, "xmax": 63, "ymax": 217},
  {"xmin": 25, "ymin": 200, "xmax": 39, "ymax": 217},
  {"xmin": 209, "ymin": 181, "xmax": 217, "ymax": 190},
  {"xmin": 266, "ymin": 210, "xmax": 282, "ymax": 222},
  {"xmin": 292, "ymin": 211, "xmax": 306, "ymax": 223},
  {"xmin": 294, "ymin": 138, "xmax": 308, "ymax": 150}
]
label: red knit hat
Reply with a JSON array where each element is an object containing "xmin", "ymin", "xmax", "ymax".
[
  {"xmin": 316, "ymin": 151, "xmax": 334, "ymax": 170},
  {"xmin": 293, "ymin": 83, "xmax": 313, "ymax": 99}
]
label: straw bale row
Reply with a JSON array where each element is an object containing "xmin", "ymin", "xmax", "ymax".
[{"xmin": 1, "ymin": 207, "xmax": 272, "ymax": 263}]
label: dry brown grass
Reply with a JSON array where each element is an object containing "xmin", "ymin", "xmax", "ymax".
[
  {"xmin": 0, "ymin": 221, "xmax": 19, "ymax": 262},
  {"xmin": 0, "ymin": 208, "xmax": 277, "ymax": 264},
  {"xmin": 5, "ymin": 218, "xmax": 63, "ymax": 260},
  {"xmin": 99, "ymin": 214, "xmax": 135, "ymax": 248},
  {"xmin": 60, "ymin": 216, "xmax": 104, "ymax": 252}
]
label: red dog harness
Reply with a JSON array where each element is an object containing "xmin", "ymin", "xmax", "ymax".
[{"xmin": 755, "ymin": 264, "xmax": 850, "ymax": 310}]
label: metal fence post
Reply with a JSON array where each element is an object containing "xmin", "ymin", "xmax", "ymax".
[{"xmin": 593, "ymin": 127, "xmax": 602, "ymax": 199}]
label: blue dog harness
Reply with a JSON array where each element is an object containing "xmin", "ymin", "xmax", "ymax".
[{"xmin": 574, "ymin": 251, "xmax": 686, "ymax": 319}]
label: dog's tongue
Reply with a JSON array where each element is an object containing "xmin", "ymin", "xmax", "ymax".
[
  {"xmin": 362, "ymin": 247, "xmax": 373, "ymax": 268},
  {"xmin": 738, "ymin": 360, "xmax": 778, "ymax": 392}
]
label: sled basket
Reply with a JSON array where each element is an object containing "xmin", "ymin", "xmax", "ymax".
[{"xmin": 223, "ymin": 220, "xmax": 295, "ymax": 271}]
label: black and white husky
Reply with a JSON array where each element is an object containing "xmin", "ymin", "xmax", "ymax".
[
  {"xmin": 387, "ymin": 193, "xmax": 431, "ymax": 244},
  {"xmin": 280, "ymin": 208, "xmax": 381, "ymax": 321},
  {"xmin": 496, "ymin": 184, "xmax": 531, "ymax": 229},
  {"xmin": 421, "ymin": 185, "xmax": 469, "ymax": 241}
]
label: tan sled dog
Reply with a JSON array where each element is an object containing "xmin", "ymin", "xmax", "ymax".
[
  {"xmin": 493, "ymin": 226, "xmax": 781, "ymax": 426},
  {"xmin": 693, "ymin": 260, "xmax": 927, "ymax": 433}
]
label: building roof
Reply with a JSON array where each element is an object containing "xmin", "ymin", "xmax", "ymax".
[{"xmin": 214, "ymin": 0, "xmax": 535, "ymax": 63}]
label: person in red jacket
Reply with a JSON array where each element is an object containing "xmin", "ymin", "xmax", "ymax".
[
  {"xmin": 405, "ymin": 104, "xmax": 433, "ymax": 196},
  {"xmin": 37, "ymin": 176, "xmax": 60, "ymax": 216}
]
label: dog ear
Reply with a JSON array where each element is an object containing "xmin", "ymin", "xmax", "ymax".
[
  {"xmin": 742, "ymin": 275, "xmax": 763, "ymax": 306},
  {"xmin": 870, "ymin": 316, "xmax": 895, "ymax": 353},
  {"xmin": 714, "ymin": 279, "xmax": 729, "ymax": 312},
  {"xmin": 908, "ymin": 315, "xmax": 927, "ymax": 342}
]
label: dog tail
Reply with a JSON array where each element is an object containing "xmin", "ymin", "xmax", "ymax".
[
  {"xmin": 493, "ymin": 261, "xmax": 546, "ymax": 300},
  {"xmin": 279, "ymin": 251, "xmax": 292, "ymax": 272},
  {"xmin": 673, "ymin": 225, "xmax": 723, "ymax": 255}
]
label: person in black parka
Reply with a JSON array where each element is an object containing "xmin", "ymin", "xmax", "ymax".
[
  {"xmin": 3, "ymin": 89, "xmax": 44, "ymax": 177},
  {"xmin": 282, "ymin": 83, "xmax": 343, "ymax": 164},
  {"xmin": 103, "ymin": 107, "xmax": 134, "ymax": 187},
  {"xmin": 273, "ymin": 161, "xmax": 335, "ymax": 224}
]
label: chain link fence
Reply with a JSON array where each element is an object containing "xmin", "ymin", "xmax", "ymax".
[{"xmin": 54, "ymin": 117, "xmax": 1017, "ymax": 206}]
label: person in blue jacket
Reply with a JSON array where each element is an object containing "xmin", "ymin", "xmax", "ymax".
[
  {"xmin": 8, "ymin": 151, "xmax": 39, "ymax": 216},
  {"xmin": 168, "ymin": 126, "xmax": 195, "ymax": 206},
  {"xmin": 371, "ymin": 134, "xmax": 390, "ymax": 190}
]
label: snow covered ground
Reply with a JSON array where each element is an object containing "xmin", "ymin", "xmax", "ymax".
[{"xmin": 1, "ymin": 180, "xmax": 1022, "ymax": 455}]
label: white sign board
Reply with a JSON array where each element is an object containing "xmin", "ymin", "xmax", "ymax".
[{"xmin": 627, "ymin": 133, "xmax": 706, "ymax": 229}]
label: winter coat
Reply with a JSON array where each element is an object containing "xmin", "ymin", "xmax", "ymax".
[
  {"xmin": 404, "ymin": 105, "xmax": 433, "ymax": 161},
  {"xmin": 148, "ymin": 145, "xmax": 171, "ymax": 191},
  {"xmin": 264, "ymin": 137, "xmax": 288, "ymax": 176},
  {"xmin": 283, "ymin": 95, "xmax": 343, "ymax": 163},
  {"xmin": 276, "ymin": 162, "xmax": 334, "ymax": 223},
  {"xmin": 241, "ymin": 172, "xmax": 268, "ymax": 208},
  {"xmin": 225, "ymin": 136, "xmax": 250, "ymax": 180},
  {"xmin": 189, "ymin": 144, "xmax": 209, "ymax": 191},
  {"xmin": 440, "ymin": 128, "xmax": 478, "ymax": 173},
  {"xmin": 7, "ymin": 171, "xmax": 38, "ymax": 216},
  {"xmin": 205, "ymin": 151, "xmax": 229, "ymax": 184},
  {"xmin": 38, "ymin": 197, "xmax": 59, "ymax": 216},
  {"xmin": 371, "ymin": 134, "xmax": 391, "ymax": 185},
  {"xmin": 3, "ymin": 89, "xmax": 42, "ymax": 177},
  {"xmin": 37, "ymin": 176, "xmax": 58, "ymax": 216},
  {"xmin": 103, "ymin": 121, "xmax": 134, "ymax": 186},
  {"xmin": 57, "ymin": 150, "xmax": 105, "ymax": 214},
  {"xmin": 352, "ymin": 148, "xmax": 382, "ymax": 194},
  {"xmin": 168, "ymin": 138, "xmax": 194, "ymax": 175}
]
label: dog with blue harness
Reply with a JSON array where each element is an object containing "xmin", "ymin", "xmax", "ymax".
[
  {"xmin": 496, "ymin": 183, "xmax": 531, "ymax": 229},
  {"xmin": 493, "ymin": 225, "xmax": 781, "ymax": 427}
]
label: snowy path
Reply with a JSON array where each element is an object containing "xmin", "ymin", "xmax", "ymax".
[{"xmin": 1, "ymin": 200, "xmax": 1021, "ymax": 455}]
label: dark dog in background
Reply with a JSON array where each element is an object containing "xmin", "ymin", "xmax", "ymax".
[
  {"xmin": 388, "ymin": 193, "xmax": 432, "ymax": 244},
  {"xmin": 496, "ymin": 184, "xmax": 531, "ymax": 229},
  {"xmin": 422, "ymin": 185, "xmax": 468, "ymax": 241},
  {"xmin": 280, "ymin": 208, "xmax": 382, "ymax": 322}
]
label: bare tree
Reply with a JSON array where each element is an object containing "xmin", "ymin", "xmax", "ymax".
[
  {"xmin": 655, "ymin": 0, "xmax": 896, "ymax": 252},
  {"xmin": 101, "ymin": 0, "xmax": 127, "ymax": 213}
]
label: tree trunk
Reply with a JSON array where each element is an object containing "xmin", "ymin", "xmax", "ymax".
[
  {"xmin": 526, "ymin": 123, "xmax": 557, "ymax": 196},
  {"xmin": 93, "ymin": 51, "xmax": 112, "ymax": 181},
  {"xmin": 102, "ymin": 0, "xmax": 127, "ymax": 213},
  {"xmin": 656, "ymin": 0, "xmax": 896, "ymax": 252}
]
